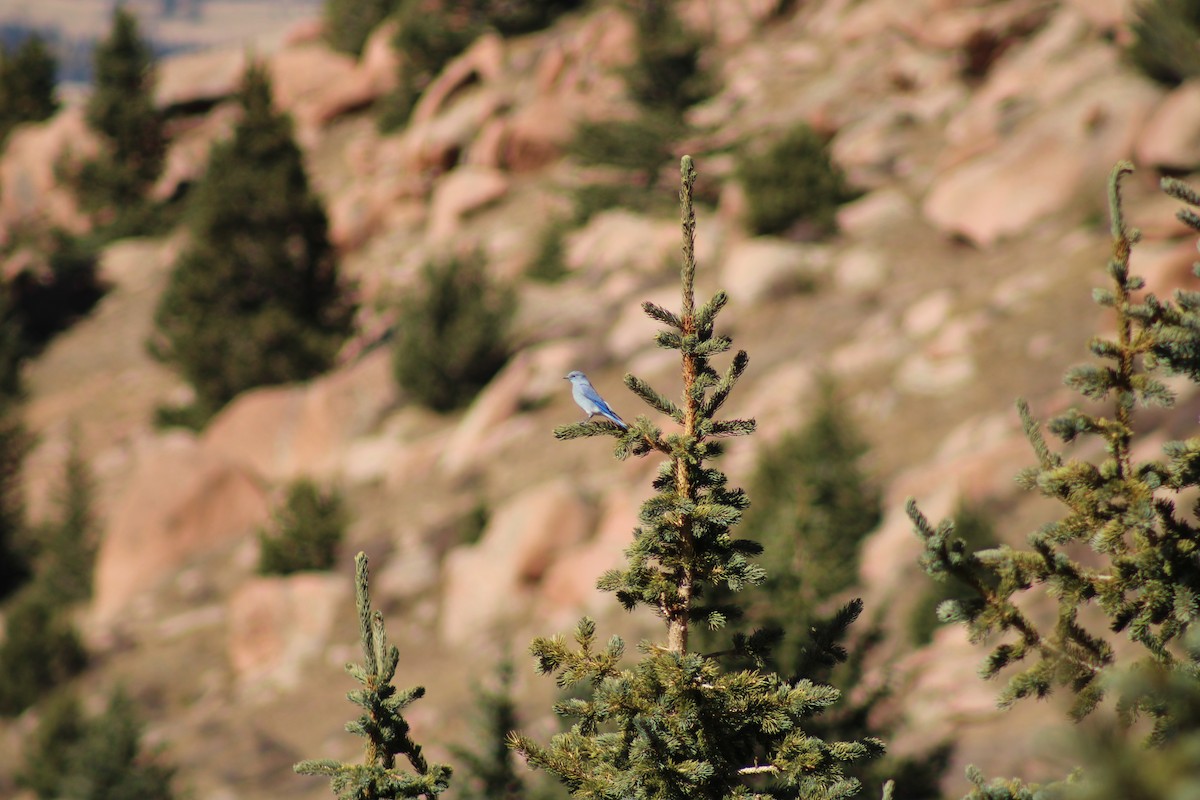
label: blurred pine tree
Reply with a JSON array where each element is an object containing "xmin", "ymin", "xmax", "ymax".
[{"xmin": 150, "ymin": 61, "xmax": 356, "ymax": 427}]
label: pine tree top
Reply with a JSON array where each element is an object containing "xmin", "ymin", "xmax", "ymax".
[
  {"xmin": 513, "ymin": 157, "xmax": 883, "ymax": 800},
  {"xmin": 296, "ymin": 552, "xmax": 452, "ymax": 800}
]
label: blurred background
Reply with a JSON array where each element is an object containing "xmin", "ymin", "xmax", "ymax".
[{"xmin": 0, "ymin": 0, "xmax": 1194, "ymax": 798}]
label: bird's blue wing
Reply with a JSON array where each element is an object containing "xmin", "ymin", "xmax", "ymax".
[{"xmin": 583, "ymin": 384, "xmax": 626, "ymax": 427}]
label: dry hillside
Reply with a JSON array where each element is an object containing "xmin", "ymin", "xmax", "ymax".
[{"xmin": 2, "ymin": 0, "xmax": 1198, "ymax": 797}]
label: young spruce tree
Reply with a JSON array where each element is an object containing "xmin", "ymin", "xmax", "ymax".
[
  {"xmin": 74, "ymin": 6, "xmax": 166, "ymax": 234},
  {"xmin": 296, "ymin": 551, "xmax": 452, "ymax": 799},
  {"xmin": 150, "ymin": 61, "xmax": 356, "ymax": 426},
  {"xmin": 508, "ymin": 157, "xmax": 883, "ymax": 800},
  {"xmin": 907, "ymin": 162, "xmax": 1200, "ymax": 796}
]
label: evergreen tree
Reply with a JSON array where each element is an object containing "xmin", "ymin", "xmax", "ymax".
[
  {"xmin": 324, "ymin": 0, "xmax": 400, "ymax": 57},
  {"xmin": 695, "ymin": 382, "xmax": 945, "ymax": 800},
  {"xmin": 732, "ymin": 379, "xmax": 881, "ymax": 678},
  {"xmin": 34, "ymin": 429, "xmax": 99, "ymax": 605},
  {"xmin": 74, "ymin": 6, "xmax": 166, "ymax": 235},
  {"xmin": 391, "ymin": 252, "xmax": 513, "ymax": 412},
  {"xmin": 296, "ymin": 551, "xmax": 453, "ymax": 799},
  {"xmin": 737, "ymin": 125, "xmax": 854, "ymax": 239},
  {"xmin": 508, "ymin": 158, "xmax": 882, "ymax": 800},
  {"xmin": 906, "ymin": 162, "xmax": 1200, "ymax": 795},
  {"xmin": 451, "ymin": 660, "xmax": 527, "ymax": 800},
  {"xmin": 258, "ymin": 478, "xmax": 348, "ymax": 575},
  {"xmin": 16, "ymin": 691, "xmax": 88, "ymax": 798},
  {"xmin": 17, "ymin": 688, "xmax": 177, "ymax": 799},
  {"xmin": 0, "ymin": 402, "xmax": 32, "ymax": 600},
  {"xmin": 0, "ymin": 585, "xmax": 87, "ymax": 716},
  {"xmin": 0, "ymin": 33, "xmax": 58, "ymax": 145},
  {"xmin": 150, "ymin": 61, "xmax": 356, "ymax": 426}
]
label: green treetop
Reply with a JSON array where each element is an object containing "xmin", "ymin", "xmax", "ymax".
[
  {"xmin": 296, "ymin": 552, "xmax": 452, "ymax": 799},
  {"xmin": 508, "ymin": 157, "xmax": 883, "ymax": 800},
  {"xmin": 907, "ymin": 163, "xmax": 1200, "ymax": 793},
  {"xmin": 0, "ymin": 34, "xmax": 58, "ymax": 145},
  {"xmin": 75, "ymin": 6, "xmax": 166, "ymax": 231},
  {"xmin": 150, "ymin": 61, "xmax": 356, "ymax": 425}
]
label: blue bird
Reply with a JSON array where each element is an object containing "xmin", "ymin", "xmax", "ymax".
[{"xmin": 565, "ymin": 371, "xmax": 628, "ymax": 429}]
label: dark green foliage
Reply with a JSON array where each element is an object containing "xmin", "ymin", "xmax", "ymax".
[
  {"xmin": 17, "ymin": 688, "xmax": 177, "ymax": 800},
  {"xmin": 258, "ymin": 478, "xmax": 348, "ymax": 575},
  {"xmin": 296, "ymin": 552, "xmax": 453, "ymax": 799},
  {"xmin": 481, "ymin": 0, "xmax": 586, "ymax": 36},
  {"xmin": 377, "ymin": 0, "xmax": 484, "ymax": 132},
  {"xmin": 691, "ymin": 382, "xmax": 947, "ymax": 799},
  {"xmin": 376, "ymin": 0, "xmax": 583, "ymax": 130},
  {"xmin": 908, "ymin": 501, "xmax": 998, "ymax": 646},
  {"xmin": 622, "ymin": 0, "xmax": 713, "ymax": 116},
  {"xmin": 451, "ymin": 661, "xmax": 526, "ymax": 800},
  {"xmin": 1056, "ymin": 631, "xmax": 1200, "ymax": 799},
  {"xmin": 6, "ymin": 229, "xmax": 105, "ymax": 358},
  {"xmin": 391, "ymin": 252, "xmax": 513, "ymax": 412},
  {"xmin": 526, "ymin": 219, "xmax": 571, "ymax": 283},
  {"xmin": 1128, "ymin": 0, "xmax": 1200, "ymax": 87},
  {"xmin": 72, "ymin": 7, "xmax": 166, "ymax": 236},
  {"xmin": 737, "ymin": 125, "xmax": 854, "ymax": 239},
  {"xmin": 0, "ymin": 585, "xmax": 87, "ymax": 716},
  {"xmin": 0, "ymin": 34, "xmax": 58, "ymax": 146},
  {"xmin": 32, "ymin": 431, "xmax": 99, "ymax": 604},
  {"xmin": 325, "ymin": 0, "xmax": 401, "ymax": 56},
  {"xmin": 0, "ymin": 287, "xmax": 25, "ymax": 401},
  {"xmin": 16, "ymin": 691, "xmax": 87, "ymax": 798},
  {"xmin": 151, "ymin": 62, "xmax": 356, "ymax": 425},
  {"xmin": 511, "ymin": 158, "xmax": 881, "ymax": 800},
  {"xmin": 741, "ymin": 382, "xmax": 881, "ymax": 664},
  {"xmin": 0, "ymin": 407, "xmax": 32, "ymax": 599},
  {"xmin": 567, "ymin": 1, "xmax": 713, "ymax": 219},
  {"xmin": 906, "ymin": 163, "xmax": 1200, "ymax": 796},
  {"xmin": 457, "ymin": 499, "xmax": 491, "ymax": 547}
]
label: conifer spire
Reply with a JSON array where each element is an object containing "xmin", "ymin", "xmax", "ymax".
[
  {"xmin": 513, "ymin": 157, "xmax": 881, "ymax": 800},
  {"xmin": 296, "ymin": 552, "xmax": 452, "ymax": 799}
]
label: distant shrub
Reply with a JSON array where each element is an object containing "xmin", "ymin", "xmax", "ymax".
[
  {"xmin": 377, "ymin": 0, "xmax": 484, "ymax": 132},
  {"xmin": 0, "ymin": 585, "xmax": 87, "ymax": 716},
  {"xmin": 32, "ymin": 432, "xmax": 99, "ymax": 605},
  {"xmin": 376, "ymin": 0, "xmax": 583, "ymax": 129},
  {"xmin": 568, "ymin": 114, "xmax": 682, "ymax": 222},
  {"xmin": 485, "ymin": 0, "xmax": 584, "ymax": 35},
  {"xmin": 324, "ymin": 0, "xmax": 401, "ymax": 57},
  {"xmin": 17, "ymin": 688, "xmax": 177, "ymax": 799},
  {"xmin": 258, "ymin": 478, "xmax": 348, "ymax": 576},
  {"xmin": 1128, "ymin": 0, "xmax": 1200, "ymax": 87},
  {"xmin": 737, "ymin": 124, "xmax": 854, "ymax": 238},
  {"xmin": 392, "ymin": 252, "xmax": 514, "ymax": 412},
  {"xmin": 623, "ymin": 0, "xmax": 713, "ymax": 116},
  {"xmin": 526, "ymin": 219, "xmax": 571, "ymax": 283},
  {"xmin": 566, "ymin": 2, "xmax": 713, "ymax": 219},
  {"xmin": 6, "ymin": 230, "xmax": 105, "ymax": 355}
]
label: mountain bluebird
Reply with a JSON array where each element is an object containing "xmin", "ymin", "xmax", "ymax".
[{"xmin": 565, "ymin": 371, "xmax": 628, "ymax": 429}]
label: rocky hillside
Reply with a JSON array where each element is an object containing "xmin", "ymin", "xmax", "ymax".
[{"xmin": 2, "ymin": 0, "xmax": 1198, "ymax": 797}]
